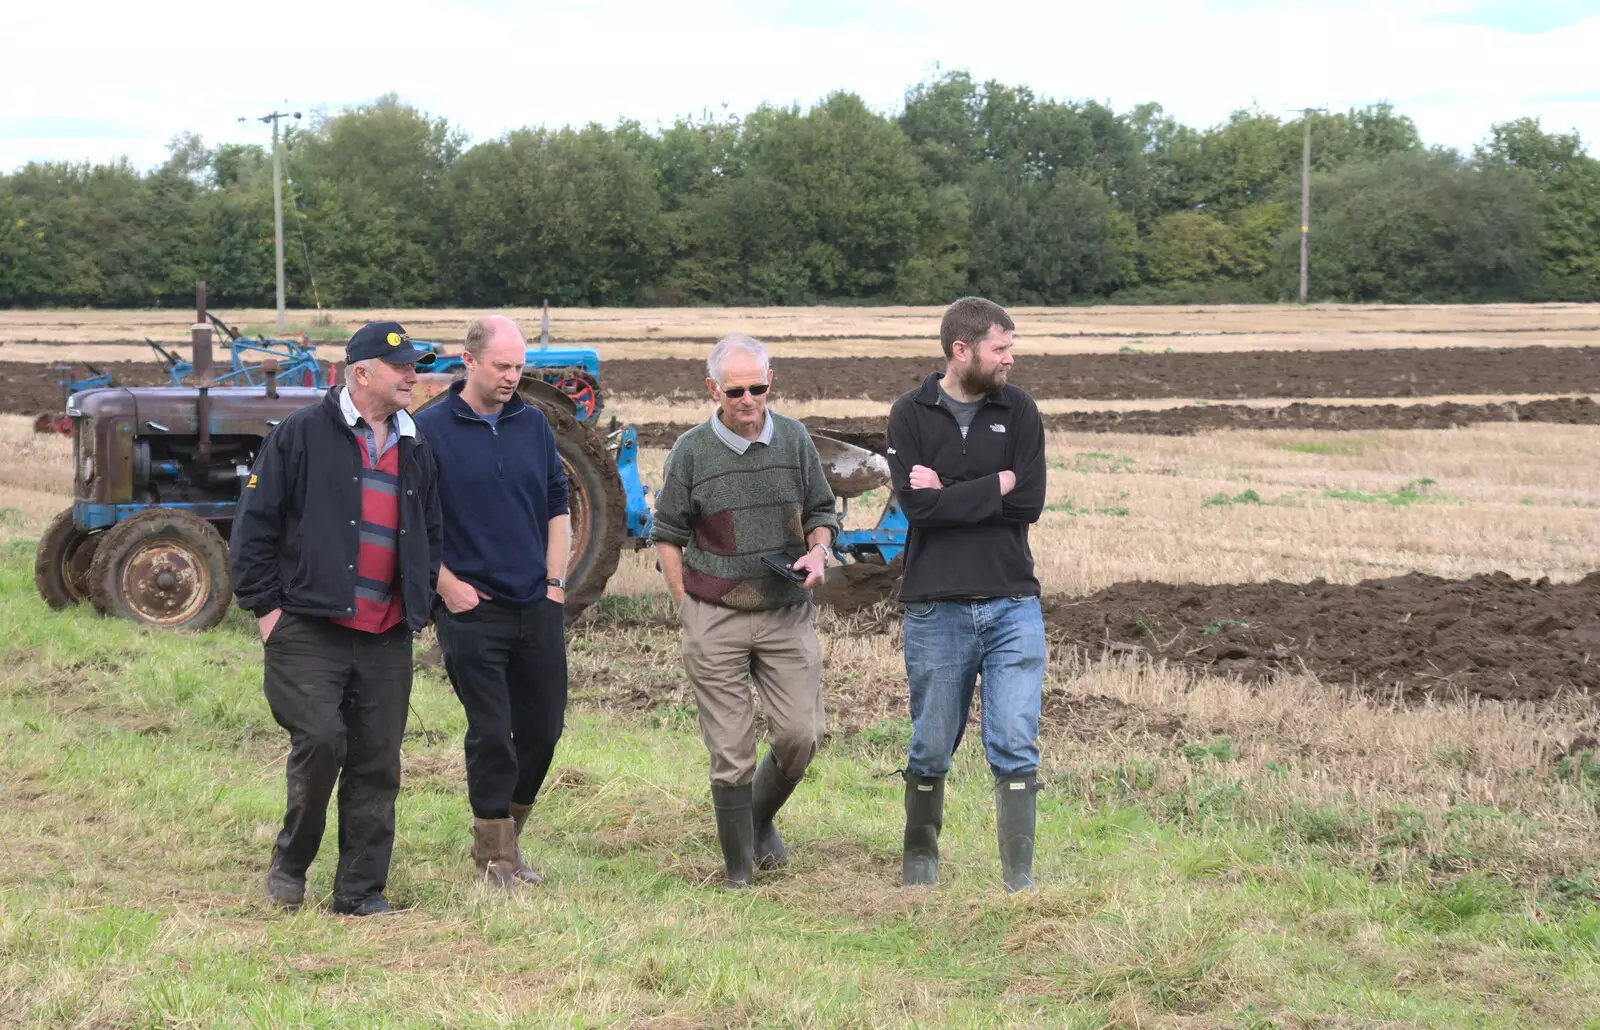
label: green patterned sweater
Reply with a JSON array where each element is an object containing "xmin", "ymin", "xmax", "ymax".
[{"xmin": 650, "ymin": 413, "xmax": 840, "ymax": 610}]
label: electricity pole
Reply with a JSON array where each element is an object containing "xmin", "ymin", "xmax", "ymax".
[
  {"xmin": 1295, "ymin": 107, "xmax": 1328, "ymax": 305},
  {"xmin": 240, "ymin": 108, "xmax": 301, "ymax": 328}
]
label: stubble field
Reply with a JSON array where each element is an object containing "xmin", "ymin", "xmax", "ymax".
[{"xmin": 3, "ymin": 303, "xmax": 1600, "ymax": 1028}]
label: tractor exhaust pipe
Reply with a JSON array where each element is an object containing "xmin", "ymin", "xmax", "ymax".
[{"xmin": 193, "ymin": 280, "xmax": 213, "ymax": 464}]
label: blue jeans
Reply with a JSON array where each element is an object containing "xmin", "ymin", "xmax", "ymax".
[{"xmin": 902, "ymin": 596, "xmax": 1047, "ymax": 779}]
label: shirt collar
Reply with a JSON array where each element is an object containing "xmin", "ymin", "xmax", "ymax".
[
  {"xmin": 339, "ymin": 386, "xmax": 415, "ymax": 437},
  {"xmin": 709, "ymin": 409, "xmax": 773, "ymax": 455}
]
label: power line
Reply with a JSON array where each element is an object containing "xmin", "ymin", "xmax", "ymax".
[{"xmin": 279, "ymin": 145, "xmax": 323, "ymax": 312}]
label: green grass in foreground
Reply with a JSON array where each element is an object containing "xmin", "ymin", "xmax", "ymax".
[{"xmin": 1, "ymin": 539, "xmax": 1599, "ymax": 1027}]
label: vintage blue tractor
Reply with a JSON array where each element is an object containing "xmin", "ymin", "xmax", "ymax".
[
  {"xmin": 150, "ymin": 312, "xmax": 330, "ymax": 390},
  {"xmin": 413, "ymin": 309, "xmax": 603, "ymax": 422}
]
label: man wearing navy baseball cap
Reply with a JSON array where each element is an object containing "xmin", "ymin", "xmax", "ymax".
[{"xmin": 231, "ymin": 321, "xmax": 442, "ymax": 916}]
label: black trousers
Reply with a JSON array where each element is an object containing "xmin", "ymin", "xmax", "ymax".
[
  {"xmin": 435, "ymin": 598, "xmax": 568, "ymax": 820},
  {"xmin": 262, "ymin": 613, "xmax": 412, "ymax": 904}
]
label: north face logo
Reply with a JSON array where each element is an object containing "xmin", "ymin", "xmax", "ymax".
[{"xmin": 989, "ymin": 423, "xmax": 1006, "ymax": 433}]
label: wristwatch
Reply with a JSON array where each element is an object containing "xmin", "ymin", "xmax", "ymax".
[{"xmin": 547, "ymin": 577, "xmax": 567, "ymax": 590}]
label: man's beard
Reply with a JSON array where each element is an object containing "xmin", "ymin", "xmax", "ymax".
[{"xmin": 957, "ymin": 362, "xmax": 1007, "ymax": 396}]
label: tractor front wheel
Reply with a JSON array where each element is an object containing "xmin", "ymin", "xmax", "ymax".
[
  {"xmin": 87, "ymin": 508, "xmax": 232, "ymax": 632},
  {"xmin": 35, "ymin": 508, "xmax": 102, "ymax": 608}
]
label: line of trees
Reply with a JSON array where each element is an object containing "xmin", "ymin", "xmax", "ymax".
[{"xmin": 2, "ymin": 71, "xmax": 1597, "ymax": 309}]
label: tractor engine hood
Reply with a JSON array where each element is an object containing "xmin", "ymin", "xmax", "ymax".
[{"xmin": 70, "ymin": 386, "xmax": 326, "ymax": 435}]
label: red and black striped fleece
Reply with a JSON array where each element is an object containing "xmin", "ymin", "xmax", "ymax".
[{"xmin": 331, "ymin": 440, "xmax": 405, "ymax": 634}]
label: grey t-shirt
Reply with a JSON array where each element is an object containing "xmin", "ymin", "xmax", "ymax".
[{"xmin": 937, "ymin": 385, "xmax": 982, "ymax": 440}]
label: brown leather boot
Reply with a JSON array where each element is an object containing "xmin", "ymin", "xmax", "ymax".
[
  {"xmin": 471, "ymin": 818, "xmax": 520, "ymax": 888},
  {"xmin": 508, "ymin": 802, "xmax": 545, "ymax": 885}
]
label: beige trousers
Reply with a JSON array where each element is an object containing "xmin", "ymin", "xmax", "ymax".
[{"xmin": 679, "ymin": 595, "xmax": 826, "ymax": 787}]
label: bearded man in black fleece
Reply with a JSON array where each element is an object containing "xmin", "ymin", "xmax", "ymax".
[{"xmin": 885, "ymin": 296, "xmax": 1048, "ymax": 892}]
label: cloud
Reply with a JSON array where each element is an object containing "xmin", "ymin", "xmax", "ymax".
[
  {"xmin": 1428, "ymin": 0, "xmax": 1598, "ymax": 33},
  {"xmin": 1, "ymin": 0, "xmax": 1594, "ymax": 172}
]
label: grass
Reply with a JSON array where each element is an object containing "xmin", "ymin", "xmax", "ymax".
[
  {"xmin": 1042, "ymin": 499, "xmax": 1132, "ymax": 517},
  {"xmin": 1275, "ymin": 439, "xmax": 1368, "ymax": 456},
  {"xmin": 4, "ymin": 397, "xmax": 1600, "ymax": 1023},
  {"xmin": 5, "ymin": 541, "xmax": 1600, "ymax": 1026},
  {"xmin": 239, "ymin": 317, "xmax": 350, "ymax": 341},
  {"xmin": 1324, "ymin": 477, "xmax": 1460, "ymax": 506},
  {"xmin": 1202, "ymin": 489, "xmax": 1263, "ymax": 507}
]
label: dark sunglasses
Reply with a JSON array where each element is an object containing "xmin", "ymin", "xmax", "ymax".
[{"xmin": 720, "ymin": 384, "xmax": 770, "ymax": 399}]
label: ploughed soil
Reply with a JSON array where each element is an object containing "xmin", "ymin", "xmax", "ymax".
[
  {"xmin": 634, "ymin": 397, "xmax": 1600, "ymax": 450},
  {"xmin": 603, "ymin": 347, "xmax": 1600, "ymax": 401},
  {"xmin": 817, "ymin": 569, "xmax": 1600, "ymax": 704},
  {"xmin": 8, "ymin": 346, "xmax": 1600, "ymax": 415},
  {"xmin": 1045, "ymin": 572, "xmax": 1600, "ymax": 704}
]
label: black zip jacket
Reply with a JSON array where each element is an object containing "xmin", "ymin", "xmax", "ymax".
[
  {"xmin": 886, "ymin": 372, "xmax": 1047, "ymax": 601},
  {"xmin": 229, "ymin": 388, "xmax": 443, "ymax": 629}
]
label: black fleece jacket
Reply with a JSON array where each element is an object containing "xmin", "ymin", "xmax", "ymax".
[
  {"xmin": 229, "ymin": 388, "xmax": 443, "ymax": 630},
  {"xmin": 886, "ymin": 372, "xmax": 1047, "ymax": 601}
]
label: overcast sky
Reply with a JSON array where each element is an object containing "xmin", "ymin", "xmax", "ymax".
[{"xmin": 4, "ymin": 0, "xmax": 1597, "ymax": 173}]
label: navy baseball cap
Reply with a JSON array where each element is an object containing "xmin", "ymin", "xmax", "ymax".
[{"xmin": 345, "ymin": 321, "xmax": 437, "ymax": 366}]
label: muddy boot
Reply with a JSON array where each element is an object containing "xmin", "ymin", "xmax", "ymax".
[
  {"xmin": 508, "ymin": 802, "xmax": 545, "ymax": 886},
  {"xmin": 751, "ymin": 754, "xmax": 801, "ymax": 871},
  {"xmin": 471, "ymin": 818, "xmax": 520, "ymax": 889},
  {"xmin": 711, "ymin": 783, "xmax": 756, "ymax": 890},
  {"xmin": 264, "ymin": 846, "xmax": 305, "ymax": 911},
  {"xmin": 995, "ymin": 773, "xmax": 1040, "ymax": 893},
  {"xmin": 902, "ymin": 772, "xmax": 945, "ymax": 886}
]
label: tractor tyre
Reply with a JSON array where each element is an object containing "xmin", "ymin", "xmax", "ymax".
[
  {"xmin": 524, "ymin": 393, "xmax": 626, "ymax": 620},
  {"xmin": 87, "ymin": 508, "xmax": 232, "ymax": 632},
  {"xmin": 35, "ymin": 508, "xmax": 102, "ymax": 609}
]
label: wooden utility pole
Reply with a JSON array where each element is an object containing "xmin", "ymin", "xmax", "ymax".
[
  {"xmin": 1297, "ymin": 107, "xmax": 1328, "ymax": 305},
  {"xmin": 240, "ymin": 108, "xmax": 302, "ymax": 328}
]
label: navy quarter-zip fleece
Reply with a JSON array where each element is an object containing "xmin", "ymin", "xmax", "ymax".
[{"xmin": 414, "ymin": 381, "xmax": 570, "ymax": 604}]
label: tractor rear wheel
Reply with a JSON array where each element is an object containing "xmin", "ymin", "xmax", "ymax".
[
  {"xmin": 524, "ymin": 394, "xmax": 626, "ymax": 620},
  {"xmin": 87, "ymin": 508, "xmax": 232, "ymax": 632},
  {"xmin": 35, "ymin": 508, "xmax": 102, "ymax": 608}
]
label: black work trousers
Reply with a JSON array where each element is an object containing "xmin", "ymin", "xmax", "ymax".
[
  {"xmin": 435, "ymin": 597, "xmax": 568, "ymax": 820},
  {"xmin": 262, "ymin": 612, "xmax": 413, "ymax": 906}
]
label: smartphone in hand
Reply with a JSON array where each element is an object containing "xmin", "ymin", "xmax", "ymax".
[{"xmin": 760, "ymin": 552, "xmax": 808, "ymax": 583}]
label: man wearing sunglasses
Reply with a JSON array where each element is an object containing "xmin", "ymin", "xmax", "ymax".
[{"xmin": 652, "ymin": 334, "xmax": 839, "ymax": 889}]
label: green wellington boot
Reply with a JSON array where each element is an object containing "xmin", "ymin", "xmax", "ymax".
[
  {"xmin": 995, "ymin": 773, "xmax": 1040, "ymax": 893},
  {"xmin": 711, "ymin": 783, "xmax": 756, "ymax": 889},
  {"xmin": 751, "ymin": 753, "xmax": 801, "ymax": 870},
  {"xmin": 902, "ymin": 772, "xmax": 945, "ymax": 886}
]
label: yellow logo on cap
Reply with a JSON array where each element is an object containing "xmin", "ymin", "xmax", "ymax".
[{"xmin": 386, "ymin": 331, "xmax": 402, "ymax": 347}]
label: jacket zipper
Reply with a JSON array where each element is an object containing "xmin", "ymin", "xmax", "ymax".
[
  {"xmin": 930, "ymin": 397, "xmax": 987, "ymax": 456},
  {"xmin": 456, "ymin": 402, "xmax": 518, "ymax": 481}
]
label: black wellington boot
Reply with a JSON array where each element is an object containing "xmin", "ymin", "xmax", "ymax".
[
  {"xmin": 995, "ymin": 773, "xmax": 1040, "ymax": 893},
  {"xmin": 711, "ymin": 783, "xmax": 756, "ymax": 889},
  {"xmin": 902, "ymin": 772, "xmax": 945, "ymax": 886},
  {"xmin": 751, "ymin": 753, "xmax": 801, "ymax": 870}
]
